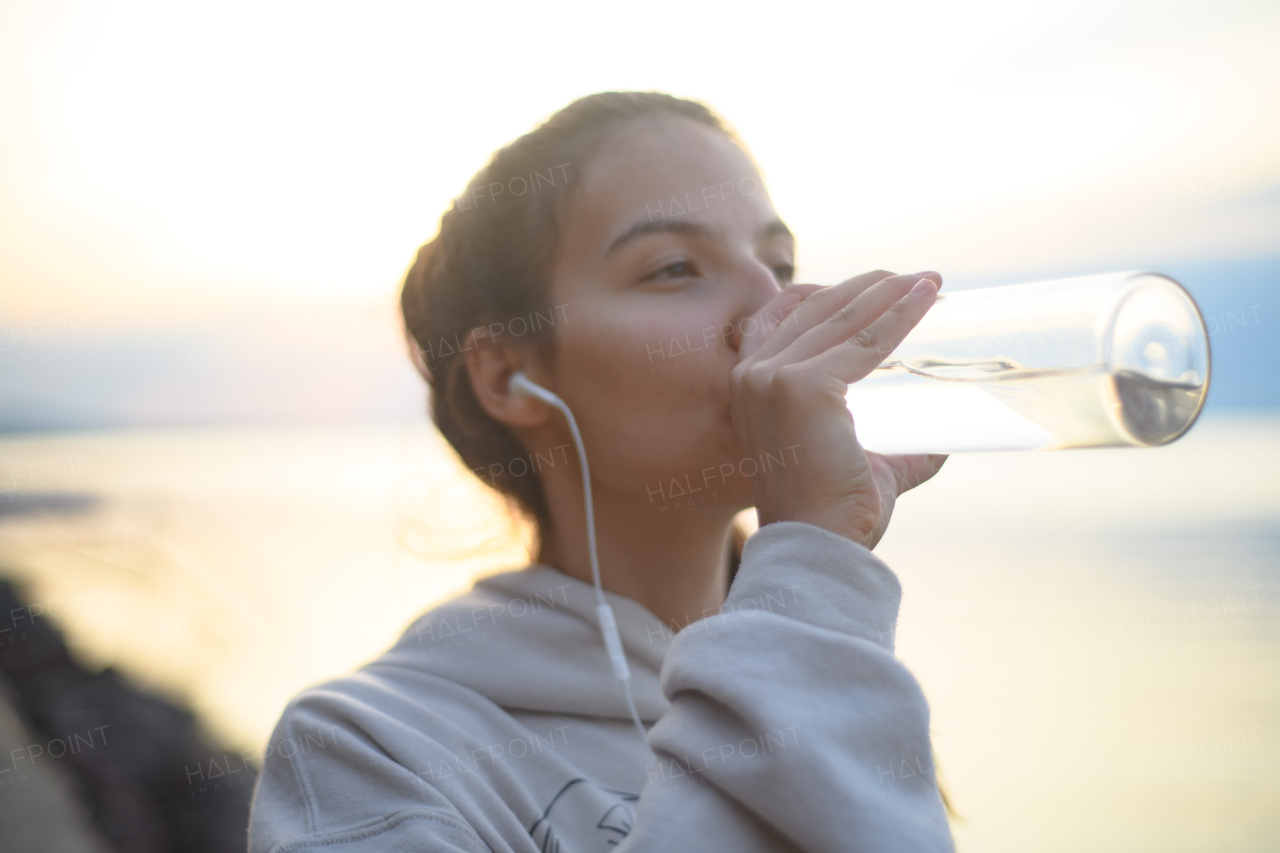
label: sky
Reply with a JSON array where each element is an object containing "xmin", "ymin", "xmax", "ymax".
[{"xmin": 1, "ymin": 0, "xmax": 1278, "ymax": 425}]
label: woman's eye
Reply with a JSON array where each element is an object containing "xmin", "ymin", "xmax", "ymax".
[
  {"xmin": 645, "ymin": 260, "xmax": 698, "ymax": 282},
  {"xmin": 772, "ymin": 262, "xmax": 795, "ymax": 284}
]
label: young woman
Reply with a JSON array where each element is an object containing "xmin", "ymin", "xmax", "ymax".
[{"xmin": 249, "ymin": 92, "xmax": 955, "ymax": 852}]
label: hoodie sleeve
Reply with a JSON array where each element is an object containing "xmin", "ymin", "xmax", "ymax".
[{"xmin": 617, "ymin": 520, "xmax": 955, "ymax": 852}]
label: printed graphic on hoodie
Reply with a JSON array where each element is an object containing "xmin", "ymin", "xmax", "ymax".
[{"xmin": 529, "ymin": 778, "xmax": 638, "ymax": 851}]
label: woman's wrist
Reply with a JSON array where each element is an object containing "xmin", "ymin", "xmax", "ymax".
[{"xmin": 756, "ymin": 502, "xmax": 881, "ymax": 550}]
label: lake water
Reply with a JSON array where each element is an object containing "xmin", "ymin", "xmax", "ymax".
[{"xmin": 1, "ymin": 411, "xmax": 1277, "ymax": 851}]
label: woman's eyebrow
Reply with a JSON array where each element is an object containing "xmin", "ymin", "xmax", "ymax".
[
  {"xmin": 605, "ymin": 217, "xmax": 794, "ymax": 258},
  {"xmin": 605, "ymin": 217, "xmax": 719, "ymax": 257}
]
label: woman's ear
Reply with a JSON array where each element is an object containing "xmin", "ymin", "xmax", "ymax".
[{"xmin": 463, "ymin": 330, "xmax": 554, "ymax": 429}]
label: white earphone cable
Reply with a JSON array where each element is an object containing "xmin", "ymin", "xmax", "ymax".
[{"xmin": 509, "ymin": 372, "xmax": 651, "ymax": 750}]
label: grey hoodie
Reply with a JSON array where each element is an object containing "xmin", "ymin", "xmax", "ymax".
[{"xmin": 247, "ymin": 521, "xmax": 955, "ymax": 851}]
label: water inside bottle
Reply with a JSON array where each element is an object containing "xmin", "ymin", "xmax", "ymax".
[{"xmin": 845, "ymin": 355, "xmax": 1204, "ymax": 454}]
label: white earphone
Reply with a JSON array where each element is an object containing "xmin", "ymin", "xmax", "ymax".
[
  {"xmin": 508, "ymin": 371, "xmax": 649, "ymax": 750},
  {"xmin": 508, "ymin": 371, "xmax": 560, "ymax": 407}
]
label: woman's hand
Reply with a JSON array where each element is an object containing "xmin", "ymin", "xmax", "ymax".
[{"xmin": 730, "ymin": 270, "xmax": 948, "ymax": 550}]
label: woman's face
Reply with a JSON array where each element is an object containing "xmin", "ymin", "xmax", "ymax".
[{"xmin": 542, "ymin": 116, "xmax": 796, "ymax": 519}]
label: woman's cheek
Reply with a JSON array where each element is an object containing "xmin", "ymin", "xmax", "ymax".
[{"xmin": 632, "ymin": 313, "xmax": 735, "ymax": 379}]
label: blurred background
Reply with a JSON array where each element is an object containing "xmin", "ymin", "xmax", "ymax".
[{"xmin": 1, "ymin": 0, "xmax": 1277, "ymax": 850}]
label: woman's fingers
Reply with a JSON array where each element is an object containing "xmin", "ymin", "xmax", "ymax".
[
  {"xmin": 871, "ymin": 450, "xmax": 950, "ymax": 497},
  {"xmin": 729, "ymin": 266, "xmax": 949, "ymax": 549},
  {"xmin": 747, "ymin": 270, "xmax": 928, "ymax": 364},
  {"xmin": 737, "ymin": 285, "xmax": 822, "ymax": 361},
  {"xmin": 804, "ymin": 275, "xmax": 939, "ymax": 383},
  {"xmin": 852, "ymin": 451, "xmax": 949, "ymax": 550},
  {"xmin": 788, "ymin": 272, "xmax": 940, "ymax": 367}
]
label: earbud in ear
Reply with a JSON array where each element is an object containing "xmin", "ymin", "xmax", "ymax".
[
  {"xmin": 509, "ymin": 371, "xmax": 562, "ymax": 407},
  {"xmin": 508, "ymin": 371, "xmax": 531, "ymax": 396}
]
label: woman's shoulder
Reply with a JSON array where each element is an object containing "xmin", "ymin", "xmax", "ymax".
[
  {"xmin": 249, "ymin": 664, "xmax": 503, "ymax": 853},
  {"xmin": 263, "ymin": 561, "xmax": 646, "ymax": 737},
  {"xmin": 248, "ymin": 564, "xmax": 647, "ymax": 853},
  {"xmin": 264, "ymin": 566, "xmax": 555, "ymax": 733}
]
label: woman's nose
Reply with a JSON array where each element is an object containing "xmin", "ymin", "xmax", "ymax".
[{"xmin": 725, "ymin": 261, "xmax": 788, "ymax": 352}]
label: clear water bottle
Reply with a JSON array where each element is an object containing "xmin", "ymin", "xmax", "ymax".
[{"xmin": 845, "ymin": 270, "xmax": 1211, "ymax": 454}]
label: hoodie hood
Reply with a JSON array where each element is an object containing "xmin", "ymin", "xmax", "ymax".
[{"xmin": 376, "ymin": 565, "xmax": 676, "ymax": 722}]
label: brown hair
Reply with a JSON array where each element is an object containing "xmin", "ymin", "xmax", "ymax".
[{"xmin": 399, "ymin": 92, "xmax": 734, "ymax": 548}]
